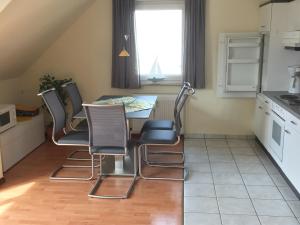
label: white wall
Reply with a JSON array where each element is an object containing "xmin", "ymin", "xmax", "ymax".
[{"xmin": 18, "ymin": 0, "xmax": 260, "ymax": 135}]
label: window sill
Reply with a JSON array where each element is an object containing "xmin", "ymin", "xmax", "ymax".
[{"xmin": 141, "ymin": 81, "xmax": 182, "ymax": 86}]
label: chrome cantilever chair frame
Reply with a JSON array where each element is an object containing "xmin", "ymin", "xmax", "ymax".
[
  {"xmin": 138, "ymin": 87, "xmax": 195, "ymax": 181},
  {"xmin": 144, "ymin": 83, "xmax": 194, "ymax": 166},
  {"xmin": 38, "ymin": 88, "xmax": 97, "ymax": 181},
  {"xmin": 61, "ymin": 81, "xmax": 92, "ymax": 162},
  {"xmin": 83, "ymin": 103, "xmax": 137, "ymax": 199}
]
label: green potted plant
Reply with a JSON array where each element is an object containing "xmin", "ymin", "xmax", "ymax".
[{"xmin": 39, "ymin": 74, "xmax": 72, "ymax": 140}]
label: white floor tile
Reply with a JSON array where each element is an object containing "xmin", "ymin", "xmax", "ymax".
[
  {"xmin": 237, "ymin": 163, "xmax": 268, "ymax": 174},
  {"xmin": 234, "ymin": 155, "xmax": 261, "ymax": 164},
  {"xmin": 186, "ymin": 162, "xmax": 211, "ymax": 173},
  {"xmin": 215, "ymin": 185, "xmax": 249, "ymax": 198},
  {"xmin": 252, "ymin": 199, "xmax": 294, "ymax": 216},
  {"xmin": 185, "ymin": 172, "xmax": 213, "ymax": 184},
  {"xmin": 270, "ymin": 174, "xmax": 289, "ymax": 187},
  {"xmin": 206, "ymin": 139, "xmax": 228, "ymax": 148},
  {"xmin": 209, "ymin": 154, "xmax": 234, "ymax": 163},
  {"xmin": 184, "ymin": 184, "xmax": 216, "ymax": 197},
  {"xmin": 259, "ymin": 216, "xmax": 300, "ymax": 225},
  {"xmin": 241, "ymin": 174, "xmax": 274, "ymax": 186},
  {"xmin": 185, "ymin": 153, "xmax": 209, "ymax": 163},
  {"xmin": 184, "ymin": 213, "xmax": 222, "ymax": 225},
  {"xmin": 230, "ymin": 147, "xmax": 256, "ymax": 156},
  {"xmin": 184, "ymin": 197, "xmax": 219, "ymax": 213},
  {"xmin": 278, "ymin": 186, "xmax": 299, "ymax": 201},
  {"xmin": 288, "ymin": 201, "xmax": 300, "ymax": 217},
  {"xmin": 246, "ymin": 185, "xmax": 283, "ymax": 200},
  {"xmin": 212, "ymin": 173, "xmax": 244, "ymax": 185},
  {"xmin": 211, "ymin": 162, "xmax": 239, "ymax": 173},
  {"xmin": 221, "ymin": 214, "xmax": 260, "ymax": 225},
  {"xmin": 218, "ymin": 198, "xmax": 256, "ymax": 215}
]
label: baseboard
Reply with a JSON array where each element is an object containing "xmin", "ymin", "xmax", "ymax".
[
  {"xmin": 0, "ymin": 177, "xmax": 5, "ymax": 185},
  {"xmin": 256, "ymin": 137, "xmax": 300, "ymax": 200}
]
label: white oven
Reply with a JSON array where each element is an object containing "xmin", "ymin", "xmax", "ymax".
[
  {"xmin": 269, "ymin": 102, "xmax": 286, "ymax": 162},
  {"xmin": 0, "ymin": 104, "xmax": 17, "ymax": 133}
]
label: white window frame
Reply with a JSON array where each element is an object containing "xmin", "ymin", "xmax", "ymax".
[{"xmin": 135, "ymin": 0, "xmax": 185, "ymax": 86}]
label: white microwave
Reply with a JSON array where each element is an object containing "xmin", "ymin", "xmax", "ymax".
[{"xmin": 0, "ymin": 104, "xmax": 17, "ymax": 133}]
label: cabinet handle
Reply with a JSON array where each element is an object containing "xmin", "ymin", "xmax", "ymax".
[
  {"xmin": 259, "ymin": 106, "xmax": 263, "ymax": 110},
  {"xmin": 291, "ymin": 121, "xmax": 297, "ymax": 125},
  {"xmin": 265, "ymin": 112, "xmax": 270, "ymax": 115},
  {"xmin": 285, "ymin": 130, "xmax": 291, "ymax": 134}
]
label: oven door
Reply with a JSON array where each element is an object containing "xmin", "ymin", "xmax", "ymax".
[{"xmin": 269, "ymin": 111, "xmax": 285, "ymax": 162}]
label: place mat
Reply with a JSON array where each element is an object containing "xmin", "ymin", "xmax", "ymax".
[{"xmin": 93, "ymin": 96, "xmax": 154, "ymax": 113}]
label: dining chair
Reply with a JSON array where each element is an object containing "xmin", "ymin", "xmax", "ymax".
[
  {"xmin": 143, "ymin": 82, "xmax": 192, "ymax": 165},
  {"xmin": 38, "ymin": 88, "xmax": 95, "ymax": 181},
  {"xmin": 137, "ymin": 87, "xmax": 195, "ymax": 181},
  {"xmin": 61, "ymin": 81, "xmax": 87, "ymax": 131},
  {"xmin": 62, "ymin": 81, "xmax": 91, "ymax": 161},
  {"xmin": 83, "ymin": 103, "xmax": 137, "ymax": 199},
  {"xmin": 141, "ymin": 81, "xmax": 191, "ymax": 132}
]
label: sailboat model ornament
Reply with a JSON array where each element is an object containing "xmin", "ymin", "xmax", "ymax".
[{"xmin": 147, "ymin": 57, "xmax": 165, "ymax": 83}]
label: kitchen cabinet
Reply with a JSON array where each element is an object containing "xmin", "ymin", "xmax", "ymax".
[
  {"xmin": 254, "ymin": 95, "xmax": 271, "ymax": 147},
  {"xmin": 259, "ymin": 3, "xmax": 272, "ymax": 32},
  {"xmin": 287, "ymin": 0, "xmax": 300, "ymax": 31},
  {"xmin": 282, "ymin": 123, "xmax": 300, "ymax": 193}
]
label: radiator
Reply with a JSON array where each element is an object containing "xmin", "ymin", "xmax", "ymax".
[{"xmin": 131, "ymin": 94, "xmax": 184, "ymax": 133}]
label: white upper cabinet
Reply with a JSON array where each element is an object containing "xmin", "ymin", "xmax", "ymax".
[
  {"xmin": 287, "ymin": 0, "xmax": 300, "ymax": 31},
  {"xmin": 259, "ymin": 3, "xmax": 272, "ymax": 32}
]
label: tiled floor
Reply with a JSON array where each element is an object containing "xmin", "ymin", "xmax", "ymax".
[{"xmin": 184, "ymin": 138, "xmax": 300, "ymax": 225}]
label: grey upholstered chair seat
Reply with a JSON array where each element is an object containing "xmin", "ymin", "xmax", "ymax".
[
  {"xmin": 90, "ymin": 141, "xmax": 134, "ymax": 154},
  {"xmin": 139, "ymin": 130, "xmax": 177, "ymax": 145},
  {"xmin": 142, "ymin": 120, "xmax": 174, "ymax": 132},
  {"xmin": 75, "ymin": 119, "xmax": 88, "ymax": 131},
  {"xmin": 57, "ymin": 131, "xmax": 89, "ymax": 145}
]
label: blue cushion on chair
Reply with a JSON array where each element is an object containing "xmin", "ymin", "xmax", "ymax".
[
  {"xmin": 139, "ymin": 130, "xmax": 177, "ymax": 145},
  {"xmin": 142, "ymin": 120, "xmax": 174, "ymax": 132}
]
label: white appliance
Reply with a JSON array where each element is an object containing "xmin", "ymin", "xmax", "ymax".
[
  {"xmin": 269, "ymin": 102, "xmax": 286, "ymax": 162},
  {"xmin": 288, "ymin": 65, "xmax": 300, "ymax": 93},
  {"xmin": 0, "ymin": 104, "xmax": 17, "ymax": 133}
]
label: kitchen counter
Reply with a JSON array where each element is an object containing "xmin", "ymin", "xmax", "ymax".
[{"xmin": 263, "ymin": 91, "xmax": 300, "ymax": 120}]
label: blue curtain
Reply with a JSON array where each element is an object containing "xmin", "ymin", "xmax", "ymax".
[
  {"xmin": 183, "ymin": 0, "xmax": 206, "ymax": 89},
  {"xmin": 111, "ymin": 0, "xmax": 140, "ymax": 89}
]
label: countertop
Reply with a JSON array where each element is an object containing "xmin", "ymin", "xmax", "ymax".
[{"xmin": 263, "ymin": 91, "xmax": 300, "ymax": 120}]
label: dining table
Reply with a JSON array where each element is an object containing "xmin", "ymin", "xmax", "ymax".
[{"xmin": 74, "ymin": 95, "xmax": 158, "ymax": 176}]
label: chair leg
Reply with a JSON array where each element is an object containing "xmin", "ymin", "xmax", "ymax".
[
  {"xmin": 88, "ymin": 150, "xmax": 137, "ymax": 199},
  {"xmin": 49, "ymin": 155, "xmax": 96, "ymax": 181},
  {"xmin": 138, "ymin": 145, "xmax": 188, "ymax": 181}
]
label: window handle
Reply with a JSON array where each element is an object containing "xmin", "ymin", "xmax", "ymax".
[
  {"xmin": 258, "ymin": 106, "xmax": 263, "ymax": 110},
  {"xmin": 285, "ymin": 130, "xmax": 291, "ymax": 134},
  {"xmin": 265, "ymin": 112, "xmax": 270, "ymax": 116},
  {"xmin": 265, "ymin": 100, "xmax": 269, "ymax": 104}
]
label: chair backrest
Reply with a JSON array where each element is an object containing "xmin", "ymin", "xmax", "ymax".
[
  {"xmin": 174, "ymin": 87, "xmax": 195, "ymax": 136},
  {"xmin": 62, "ymin": 82, "xmax": 83, "ymax": 117},
  {"xmin": 83, "ymin": 104, "xmax": 128, "ymax": 151},
  {"xmin": 38, "ymin": 88, "xmax": 67, "ymax": 140},
  {"xmin": 174, "ymin": 82, "xmax": 191, "ymax": 126}
]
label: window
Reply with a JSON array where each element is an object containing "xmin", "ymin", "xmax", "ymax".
[{"xmin": 135, "ymin": 0, "xmax": 184, "ymax": 85}]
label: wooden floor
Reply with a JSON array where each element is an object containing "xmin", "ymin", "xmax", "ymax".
[{"xmin": 0, "ymin": 140, "xmax": 183, "ymax": 225}]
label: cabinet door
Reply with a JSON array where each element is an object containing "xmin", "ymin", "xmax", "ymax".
[
  {"xmin": 259, "ymin": 4, "xmax": 272, "ymax": 32},
  {"xmin": 282, "ymin": 125, "xmax": 300, "ymax": 193},
  {"xmin": 287, "ymin": 0, "xmax": 300, "ymax": 31},
  {"xmin": 254, "ymin": 100, "xmax": 265, "ymax": 142}
]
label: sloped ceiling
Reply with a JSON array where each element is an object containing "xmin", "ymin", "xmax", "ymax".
[{"xmin": 0, "ymin": 0, "xmax": 94, "ymax": 80}]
